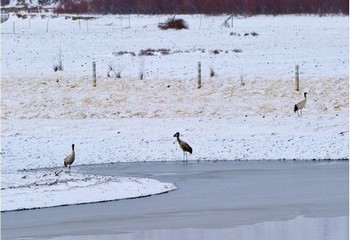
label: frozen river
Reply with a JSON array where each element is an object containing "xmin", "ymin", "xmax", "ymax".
[{"xmin": 1, "ymin": 161, "xmax": 348, "ymax": 240}]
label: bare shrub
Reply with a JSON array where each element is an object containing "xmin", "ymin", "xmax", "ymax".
[
  {"xmin": 159, "ymin": 48, "xmax": 170, "ymax": 55},
  {"xmin": 230, "ymin": 32, "xmax": 241, "ymax": 36},
  {"xmin": 107, "ymin": 62, "xmax": 123, "ymax": 79},
  {"xmin": 139, "ymin": 48, "xmax": 171, "ymax": 56},
  {"xmin": 16, "ymin": 13, "xmax": 27, "ymax": 19},
  {"xmin": 211, "ymin": 49, "xmax": 221, "ymax": 55},
  {"xmin": 244, "ymin": 32, "xmax": 259, "ymax": 37},
  {"xmin": 139, "ymin": 48, "xmax": 156, "ymax": 56},
  {"xmin": 158, "ymin": 17, "xmax": 188, "ymax": 30},
  {"xmin": 71, "ymin": 16, "xmax": 96, "ymax": 21},
  {"xmin": 114, "ymin": 51, "xmax": 136, "ymax": 57}
]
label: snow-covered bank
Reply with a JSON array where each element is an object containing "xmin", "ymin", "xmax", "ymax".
[
  {"xmin": 1, "ymin": 115, "xmax": 348, "ymax": 172},
  {"xmin": 1, "ymin": 76, "xmax": 348, "ymax": 168},
  {"xmin": 1, "ymin": 171, "xmax": 176, "ymax": 212},
  {"xmin": 2, "ymin": 95, "xmax": 348, "ymax": 211}
]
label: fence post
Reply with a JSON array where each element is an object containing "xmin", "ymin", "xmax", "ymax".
[
  {"xmin": 295, "ymin": 64, "xmax": 299, "ymax": 91},
  {"xmin": 92, "ymin": 61, "xmax": 96, "ymax": 87},
  {"xmin": 197, "ymin": 61, "xmax": 201, "ymax": 89},
  {"xmin": 46, "ymin": 18, "xmax": 49, "ymax": 33}
]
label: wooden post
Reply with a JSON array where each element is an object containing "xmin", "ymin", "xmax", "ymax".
[
  {"xmin": 139, "ymin": 57, "xmax": 145, "ymax": 80},
  {"xmin": 295, "ymin": 64, "xmax": 299, "ymax": 91},
  {"xmin": 120, "ymin": 18, "xmax": 123, "ymax": 32},
  {"xmin": 92, "ymin": 61, "xmax": 96, "ymax": 87},
  {"xmin": 46, "ymin": 18, "xmax": 49, "ymax": 33},
  {"xmin": 197, "ymin": 61, "xmax": 201, "ymax": 89}
]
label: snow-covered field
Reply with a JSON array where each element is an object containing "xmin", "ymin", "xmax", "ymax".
[
  {"xmin": 1, "ymin": 14, "xmax": 348, "ymax": 79},
  {"xmin": 1, "ymin": 14, "xmax": 348, "ymax": 211}
]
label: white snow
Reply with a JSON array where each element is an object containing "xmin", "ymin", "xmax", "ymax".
[
  {"xmin": 1, "ymin": 171, "xmax": 175, "ymax": 212},
  {"xmin": 1, "ymin": 14, "xmax": 348, "ymax": 211},
  {"xmin": 1, "ymin": 15, "xmax": 348, "ymax": 80}
]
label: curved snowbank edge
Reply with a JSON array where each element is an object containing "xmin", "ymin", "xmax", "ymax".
[{"xmin": 1, "ymin": 172, "xmax": 177, "ymax": 212}]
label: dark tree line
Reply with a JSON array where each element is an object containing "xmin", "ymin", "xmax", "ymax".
[
  {"xmin": 55, "ymin": 0, "xmax": 348, "ymax": 15},
  {"xmin": 1, "ymin": 0, "xmax": 10, "ymax": 6}
]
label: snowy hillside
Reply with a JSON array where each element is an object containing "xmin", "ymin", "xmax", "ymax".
[{"xmin": 1, "ymin": 14, "xmax": 348, "ymax": 211}]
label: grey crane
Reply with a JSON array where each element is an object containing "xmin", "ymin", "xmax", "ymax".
[
  {"xmin": 64, "ymin": 144, "xmax": 75, "ymax": 169},
  {"xmin": 294, "ymin": 92, "xmax": 307, "ymax": 117},
  {"xmin": 174, "ymin": 132, "xmax": 192, "ymax": 161}
]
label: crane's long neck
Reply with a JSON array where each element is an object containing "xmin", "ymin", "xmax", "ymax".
[{"xmin": 176, "ymin": 136, "xmax": 181, "ymax": 144}]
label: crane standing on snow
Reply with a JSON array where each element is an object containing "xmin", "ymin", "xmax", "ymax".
[
  {"xmin": 174, "ymin": 132, "xmax": 192, "ymax": 161},
  {"xmin": 64, "ymin": 144, "xmax": 75, "ymax": 169},
  {"xmin": 294, "ymin": 92, "xmax": 307, "ymax": 117}
]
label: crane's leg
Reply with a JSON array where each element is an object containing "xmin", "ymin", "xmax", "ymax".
[{"xmin": 301, "ymin": 109, "xmax": 303, "ymax": 117}]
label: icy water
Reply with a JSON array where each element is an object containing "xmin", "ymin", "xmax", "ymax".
[{"xmin": 1, "ymin": 161, "xmax": 348, "ymax": 240}]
